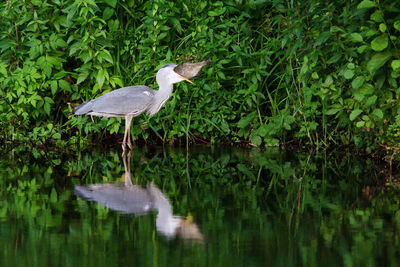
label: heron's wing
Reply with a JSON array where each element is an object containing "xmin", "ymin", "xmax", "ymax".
[
  {"xmin": 75, "ymin": 184, "xmax": 153, "ymax": 214},
  {"xmin": 75, "ymin": 86, "xmax": 155, "ymax": 117}
]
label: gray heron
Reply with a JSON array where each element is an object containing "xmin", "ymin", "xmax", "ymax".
[{"xmin": 74, "ymin": 59, "xmax": 211, "ymax": 150}]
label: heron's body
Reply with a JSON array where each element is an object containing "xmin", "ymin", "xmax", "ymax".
[
  {"xmin": 74, "ymin": 60, "xmax": 210, "ymax": 150},
  {"xmin": 74, "ymin": 85, "xmax": 160, "ymax": 117},
  {"xmin": 74, "ymin": 183, "xmax": 154, "ymax": 214}
]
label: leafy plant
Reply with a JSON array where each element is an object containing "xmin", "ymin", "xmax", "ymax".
[{"xmin": 1, "ymin": 0, "xmax": 400, "ymax": 154}]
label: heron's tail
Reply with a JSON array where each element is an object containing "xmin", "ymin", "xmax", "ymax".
[
  {"xmin": 74, "ymin": 185, "xmax": 95, "ymax": 199},
  {"xmin": 204, "ymin": 56, "xmax": 215, "ymax": 65},
  {"xmin": 74, "ymin": 100, "xmax": 93, "ymax": 115}
]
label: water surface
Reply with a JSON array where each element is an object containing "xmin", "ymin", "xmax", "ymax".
[{"xmin": 0, "ymin": 146, "xmax": 399, "ymax": 266}]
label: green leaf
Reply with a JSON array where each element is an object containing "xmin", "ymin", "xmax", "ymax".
[
  {"xmin": 352, "ymin": 76, "xmax": 365, "ymax": 89},
  {"xmin": 208, "ymin": 7, "xmax": 226, "ymax": 17},
  {"xmin": 43, "ymin": 64, "xmax": 52, "ymax": 78},
  {"xmin": 353, "ymin": 91, "xmax": 365, "ymax": 102},
  {"xmin": 217, "ymin": 71, "xmax": 226, "ymax": 79},
  {"xmin": 370, "ymin": 10, "xmax": 384, "ymax": 22},
  {"xmin": 371, "ymin": 35, "xmax": 388, "ymax": 51},
  {"xmin": 103, "ymin": 7, "xmax": 114, "ymax": 20},
  {"xmin": 59, "ymin": 80, "xmax": 71, "ymax": 91},
  {"xmin": 110, "ymin": 76, "xmax": 124, "ymax": 87},
  {"xmin": 158, "ymin": 32, "xmax": 168, "ymax": 40},
  {"xmin": 323, "ymin": 75, "xmax": 333, "ymax": 87},
  {"xmin": 379, "ymin": 23, "xmax": 387, "ymax": 33},
  {"xmin": 45, "ymin": 96, "xmax": 54, "ymax": 104},
  {"xmin": 238, "ymin": 112, "xmax": 256, "ymax": 129},
  {"xmin": 77, "ymin": 72, "xmax": 89, "ymax": 84},
  {"xmin": 362, "ymin": 115, "xmax": 369, "ymax": 121},
  {"xmin": 365, "ymin": 95, "xmax": 377, "ymax": 107},
  {"xmin": 326, "ymin": 109, "xmax": 341, "ymax": 115},
  {"xmin": 169, "ymin": 18, "xmax": 183, "ymax": 34},
  {"xmin": 50, "ymin": 188, "xmax": 58, "ymax": 203},
  {"xmin": 53, "ymin": 71, "xmax": 67, "ymax": 79},
  {"xmin": 371, "ymin": 109, "xmax": 383, "ymax": 120},
  {"xmin": 99, "ymin": 50, "xmax": 113, "ymax": 64},
  {"xmin": 327, "ymin": 53, "xmax": 341, "ymax": 64},
  {"xmin": 255, "ymin": 125, "xmax": 268, "ymax": 136},
  {"xmin": 330, "ymin": 26, "xmax": 345, "ymax": 33},
  {"xmin": 350, "ymin": 109, "xmax": 362, "ymax": 121},
  {"xmin": 360, "ymin": 83, "xmax": 375, "ymax": 95},
  {"xmin": 250, "ymin": 135, "xmax": 262, "ymax": 146},
  {"xmin": 237, "ymin": 163, "xmax": 256, "ymax": 179},
  {"xmin": 52, "ymin": 132, "xmax": 61, "ymax": 139},
  {"xmin": 391, "ymin": 60, "xmax": 400, "ymax": 71},
  {"xmin": 356, "ymin": 121, "xmax": 365, "ymax": 128},
  {"xmin": 50, "ymin": 80, "xmax": 57, "ymax": 95},
  {"xmin": 357, "ymin": 0, "xmax": 375, "ymax": 9},
  {"xmin": 0, "ymin": 63, "xmax": 7, "ymax": 76},
  {"xmin": 56, "ymin": 38, "xmax": 68, "ymax": 48},
  {"xmin": 104, "ymin": 0, "xmax": 117, "ymax": 8},
  {"xmin": 220, "ymin": 120, "xmax": 230, "ymax": 133},
  {"xmin": 44, "ymin": 102, "xmax": 51, "ymax": 115},
  {"xmin": 0, "ymin": 39, "xmax": 14, "ymax": 52},
  {"xmin": 350, "ymin": 33, "xmax": 363, "ymax": 42},
  {"xmin": 394, "ymin": 21, "xmax": 400, "ymax": 31},
  {"xmin": 357, "ymin": 45, "xmax": 368, "ymax": 54},
  {"xmin": 367, "ymin": 52, "xmax": 392, "ymax": 74},
  {"xmin": 97, "ymin": 69, "xmax": 105, "ymax": 88},
  {"xmin": 343, "ymin": 69, "xmax": 354, "ymax": 79},
  {"xmin": 80, "ymin": 51, "xmax": 92, "ymax": 64},
  {"xmin": 46, "ymin": 56, "xmax": 64, "ymax": 68}
]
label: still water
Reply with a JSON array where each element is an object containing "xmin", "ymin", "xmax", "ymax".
[{"xmin": 0, "ymin": 146, "xmax": 399, "ymax": 266}]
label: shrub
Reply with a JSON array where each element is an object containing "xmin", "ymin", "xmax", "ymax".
[{"xmin": 1, "ymin": 0, "xmax": 399, "ymax": 154}]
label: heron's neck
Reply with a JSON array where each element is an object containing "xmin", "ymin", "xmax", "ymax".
[
  {"xmin": 155, "ymin": 81, "xmax": 173, "ymax": 100},
  {"xmin": 148, "ymin": 183, "xmax": 180, "ymax": 238},
  {"xmin": 146, "ymin": 79, "xmax": 174, "ymax": 116}
]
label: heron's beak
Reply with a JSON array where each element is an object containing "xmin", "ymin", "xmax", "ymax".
[{"xmin": 177, "ymin": 73, "xmax": 196, "ymax": 85}]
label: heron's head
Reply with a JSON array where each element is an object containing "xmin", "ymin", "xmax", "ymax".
[{"xmin": 157, "ymin": 63, "xmax": 194, "ymax": 85}]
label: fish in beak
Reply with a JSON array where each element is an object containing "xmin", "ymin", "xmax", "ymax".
[{"xmin": 174, "ymin": 58, "xmax": 213, "ymax": 83}]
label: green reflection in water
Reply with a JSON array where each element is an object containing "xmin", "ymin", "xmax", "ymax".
[{"xmin": 0, "ymin": 146, "xmax": 399, "ymax": 266}]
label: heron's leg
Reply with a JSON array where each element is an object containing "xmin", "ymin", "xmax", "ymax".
[
  {"xmin": 122, "ymin": 125, "xmax": 128, "ymax": 151},
  {"xmin": 124, "ymin": 116, "xmax": 133, "ymax": 150},
  {"xmin": 122, "ymin": 149, "xmax": 133, "ymax": 187},
  {"xmin": 127, "ymin": 118, "xmax": 133, "ymax": 150},
  {"xmin": 122, "ymin": 116, "xmax": 132, "ymax": 151}
]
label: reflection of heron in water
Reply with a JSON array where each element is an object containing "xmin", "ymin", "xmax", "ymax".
[{"xmin": 74, "ymin": 151, "xmax": 203, "ymax": 240}]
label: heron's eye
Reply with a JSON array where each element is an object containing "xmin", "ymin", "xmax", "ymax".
[{"xmin": 160, "ymin": 63, "xmax": 174, "ymax": 69}]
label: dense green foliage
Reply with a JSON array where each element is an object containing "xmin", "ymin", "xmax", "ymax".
[
  {"xmin": 1, "ymin": 0, "xmax": 400, "ymax": 151},
  {"xmin": 1, "ymin": 146, "xmax": 399, "ymax": 266}
]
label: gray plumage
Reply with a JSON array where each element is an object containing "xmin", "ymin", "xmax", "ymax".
[
  {"xmin": 74, "ymin": 183, "xmax": 153, "ymax": 214},
  {"xmin": 74, "ymin": 86, "xmax": 155, "ymax": 117},
  {"xmin": 75, "ymin": 181, "xmax": 201, "ymax": 239}
]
